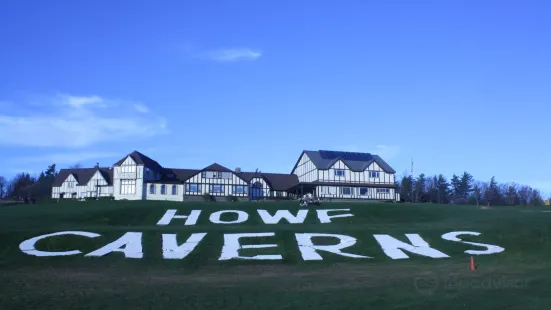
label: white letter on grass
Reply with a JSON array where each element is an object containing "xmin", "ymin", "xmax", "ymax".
[
  {"xmin": 295, "ymin": 233, "xmax": 370, "ymax": 261},
  {"xmin": 316, "ymin": 209, "xmax": 354, "ymax": 223},
  {"xmin": 85, "ymin": 232, "xmax": 143, "ymax": 259},
  {"xmin": 441, "ymin": 231, "xmax": 505, "ymax": 255},
  {"xmin": 219, "ymin": 232, "xmax": 282, "ymax": 260},
  {"xmin": 210, "ymin": 210, "xmax": 249, "ymax": 224},
  {"xmin": 373, "ymin": 234, "xmax": 450, "ymax": 259},
  {"xmin": 257, "ymin": 209, "xmax": 308, "ymax": 224},
  {"xmin": 162, "ymin": 233, "xmax": 207, "ymax": 259},
  {"xmin": 156, "ymin": 209, "xmax": 201, "ymax": 226},
  {"xmin": 19, "ymin": 231, "xmax": 101, "ymax": 257}
]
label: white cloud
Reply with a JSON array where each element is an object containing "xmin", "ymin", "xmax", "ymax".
[
  {"xmin": 0, "ymin": 94, "xmax": 168, "ymax": 148},
  {"xmin": 63, "ymin": 95, "xmax": 103, "ymax": 107},
  {"xmin": 133, "ymin": 103, "xmax": 149, "ymax": 113},
  {"xmin": 202, "ymin": 48, "xmax": 262, "ymax": 62},
  {"xmin": 16, "ymin": 151, "xmax": 123, "ymax": 165}
]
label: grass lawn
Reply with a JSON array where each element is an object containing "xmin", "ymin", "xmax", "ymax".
[{"xmin": 1, "ymin": 200, "xmax": 550, "ymax": 309}]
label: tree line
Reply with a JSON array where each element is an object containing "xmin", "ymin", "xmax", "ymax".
[
  {"xmin": 0, "ymin": 163, "xmax": 85, "ymax": 200},
  {"xmin": 0, "ymin": 164, "xmax": 60, "ymax": 200},
  {"xmin": 396, "ymin": 172, "xmax": 548, "ymax": 206},
  {"xmin": 0, "ymin": 164, "xmax": 548, "ymax": 207}
]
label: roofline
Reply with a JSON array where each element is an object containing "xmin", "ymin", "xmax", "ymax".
[{"xmin": 290, "ymin": 150, "xmax": 306, "ymax": 174}]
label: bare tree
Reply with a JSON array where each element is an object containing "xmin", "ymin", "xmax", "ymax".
[
  {"xmin": 0, "ymin": 176, "xmax": 6, "ymax": 199},
  {"xmin": 472, "ymin": 181, "xmax": 487, "ymax": 207}
]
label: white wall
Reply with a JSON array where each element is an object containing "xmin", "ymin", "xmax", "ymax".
[
  {"xmin": 146, "ymin": 183, "xmax": 184, "ymax": 201},
  {"xmin": 318, "ymin": 160, "xmax": 395, "ymax": 184},
  {"xmin": 52, "ymin": 171, "xmax": 114, "ymax": 199},
  {"xmin": 113, "ymin": 156, "xmax": 145, "ymax": 200},
  {"xmin": 293, "ymin": 153, "xmax": 318, "ymax": 182},
  {"xmin": 81, "ymin": 170, "xmax": 113, "ymax": 197},
  {"xmin": 52, "ymin": 174, "xmax": 80, "ymax": 198},
  {"xmin": 317, "ymin": 185, "xmax": 396, "ymax": 200},
  {"xmin": 184, "ymin": 171, "xmax": 249, "ymax": 197}
]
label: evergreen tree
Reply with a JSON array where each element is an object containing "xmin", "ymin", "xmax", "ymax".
[
  {"xmin": 458, "ymin": 172, "xmax": 473, "ymax": 199},
  {"xmin": 399, "ymin": 175, "xmax": 413, "ymax": 202},
  {"xmin": 436, "ymin": 174, "xmax": 450, "ymax": 204},
  {"xmin": 413, "ymin": 173, "xmax": 427, "ymax": 203}
]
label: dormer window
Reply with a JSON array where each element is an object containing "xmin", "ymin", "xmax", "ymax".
[{"xmin": 369, "ymin": 171, "xmax": 380, "ymax": 178}]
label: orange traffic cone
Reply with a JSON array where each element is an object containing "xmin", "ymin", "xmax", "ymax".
[{"xmin": 470, "ymin": 256, "xmax": 476, "ymax": 271}]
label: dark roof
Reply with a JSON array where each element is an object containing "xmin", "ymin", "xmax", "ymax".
[
  {"xmin": 237, "ymin": 171, "xmax": 299, "ymax": 191},
  {"xmin": 202, "ymin": 163, "xmax": 233, "ymax": 172},
  {"xmin": 158, "ymin": 168, "xmax": 201, "ymax": 184},
  {"xmin": 52, "ymin": 167, "xmax": 113, "ymax": 187},
  {"xmin": 292, "ymin": 150, "xmax": 396, "ymax": 174},
  {"xmin": 113, "ymin": 151, "xmax": 164, "ymax": 172}
]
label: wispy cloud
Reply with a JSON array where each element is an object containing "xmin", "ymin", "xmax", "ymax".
[
  {"xmin": 202, "ymin": 48, "xmax": 262, "ymax": 62},
  {"xmin": 0, "ymin": 94, "xmax": 167, "ymax": 148},
  {"xmin": 16, "ymin": 151, "xmax": 123, "ymax": 165},
  {"xmin": 63, "ymin": 95, "xmax": 103, "ymax": 107},
  {"xmin": 133, "ymin": 103, "xmax": 149, "ymax": 113}
]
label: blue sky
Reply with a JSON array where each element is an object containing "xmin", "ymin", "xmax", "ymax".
[{"xmin": 1, "ymin": 0, "xmax": 550, "ymax": 195}]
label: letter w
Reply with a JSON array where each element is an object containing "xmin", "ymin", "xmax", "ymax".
[{"xmin": 257, "ymin": 209, "xmax": 308, "ymax": 224}]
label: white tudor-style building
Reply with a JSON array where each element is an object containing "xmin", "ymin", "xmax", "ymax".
[{"xmin": 51, "ymin": 150, "xmax": 399, "ymax": 201}]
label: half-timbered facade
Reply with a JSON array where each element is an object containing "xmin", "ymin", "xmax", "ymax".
[
  {"xmin": 290, "ymin": 150, "xmax": 399, "ymax": 201},
  {"xmin": 51, "ymin": 149, "xmax": 399, "ymax": 201}
]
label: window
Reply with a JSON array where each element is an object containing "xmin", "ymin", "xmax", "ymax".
[
  {"xmin": 340, "ymin": 187, "xmax": 352, "ymax": 195},
  {"xmin": 120, "ymin": 180, "xmax": 136, "ymax": 195},
  {"xmin": 211, "ymin": 184, "xmax": 224, "ymax": 193},
  {"xmin": 172, "ymin": 185, "xmax": 177, "ymax": 195},
  {"xmin": 276, "ymin": 191, "xmax": 284, "ymax": 197},
  {"xmin": 161, "ymin": 185, "xmax": 166, "ymax": 195},
  {"xmin": 186, "ymin": 184, "xmax": 201, "ymax": 192},
  {"xmin": 334, "ymin": 169, "xmax": 345, "ymax": 177},
  {"xmin": 233, "ymin": 185, "xmax": 246, "ymax": 194},
  {"xmin": 149, "ymin": 184, "xmax": 155, "ymax": 194},
  {"xmin": 67, "ymin": 181, "xmax": 75, "ymax": 188},
  {"xmin": 359, "ymin": 187, "xmax": 368, "ymax": 196},
  {"xmin": 377, "ymin": 188, "xmax": 390, "ymax": 193},
  {"xmin": 369, "ymin": 171, "xmax": 380, "ymax": 178}
]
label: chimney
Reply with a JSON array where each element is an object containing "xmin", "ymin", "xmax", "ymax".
[
  {"xmin": 235, "ymin": 167, "xmax": 241, "ymax": 173},
  {"xmin": 95, "ymin": 162, "xmax": 99, "ymax": 168}
]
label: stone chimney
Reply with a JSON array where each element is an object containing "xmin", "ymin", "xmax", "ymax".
[{"xmin": 235, "ymin": 167, "xmax": 241, "ymax": 173}]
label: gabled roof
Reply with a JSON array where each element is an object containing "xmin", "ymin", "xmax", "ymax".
[
  {"xmin": 201, "ymin": 163, "xmax": 233, "ymax": 172},
  {"xmin": 113, "ymin": 151, "xmax": 164, "ymax": 172},
  {"xmin": 159, "ymin": 168, "xmax": 201, "ymax": 184},
  {"xmin": 292, "ymin": 150, "xmax": 396, "ymax": 174},
  {"xmin": 237, "ymin": 171, "xmax": 299, "ymax": 191},
  {"xmin": 52, "ymin": 167, "xmax": 113, "ymax": 187}
]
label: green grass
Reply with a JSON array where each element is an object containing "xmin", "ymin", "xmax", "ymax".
[{"xmin": 1, "ymin": 200, "xmax": 551, "ymax": 309}]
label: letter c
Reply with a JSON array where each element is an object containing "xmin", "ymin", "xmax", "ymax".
[{"xmin": 19, "ymin": 231, "xmax": 101, "ymax": 257}]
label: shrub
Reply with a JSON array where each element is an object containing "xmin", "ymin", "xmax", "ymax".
[
  {"xmin": 98, "ymin": 196, "xmax": 115, "ymax": 200},
  {"xmin": 203, "ymin": 193, "xmax": 215, "ymax": 202},
  {"xmin": 226, "ymin": 195, "xmax": 238, "ymax": 202}
]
